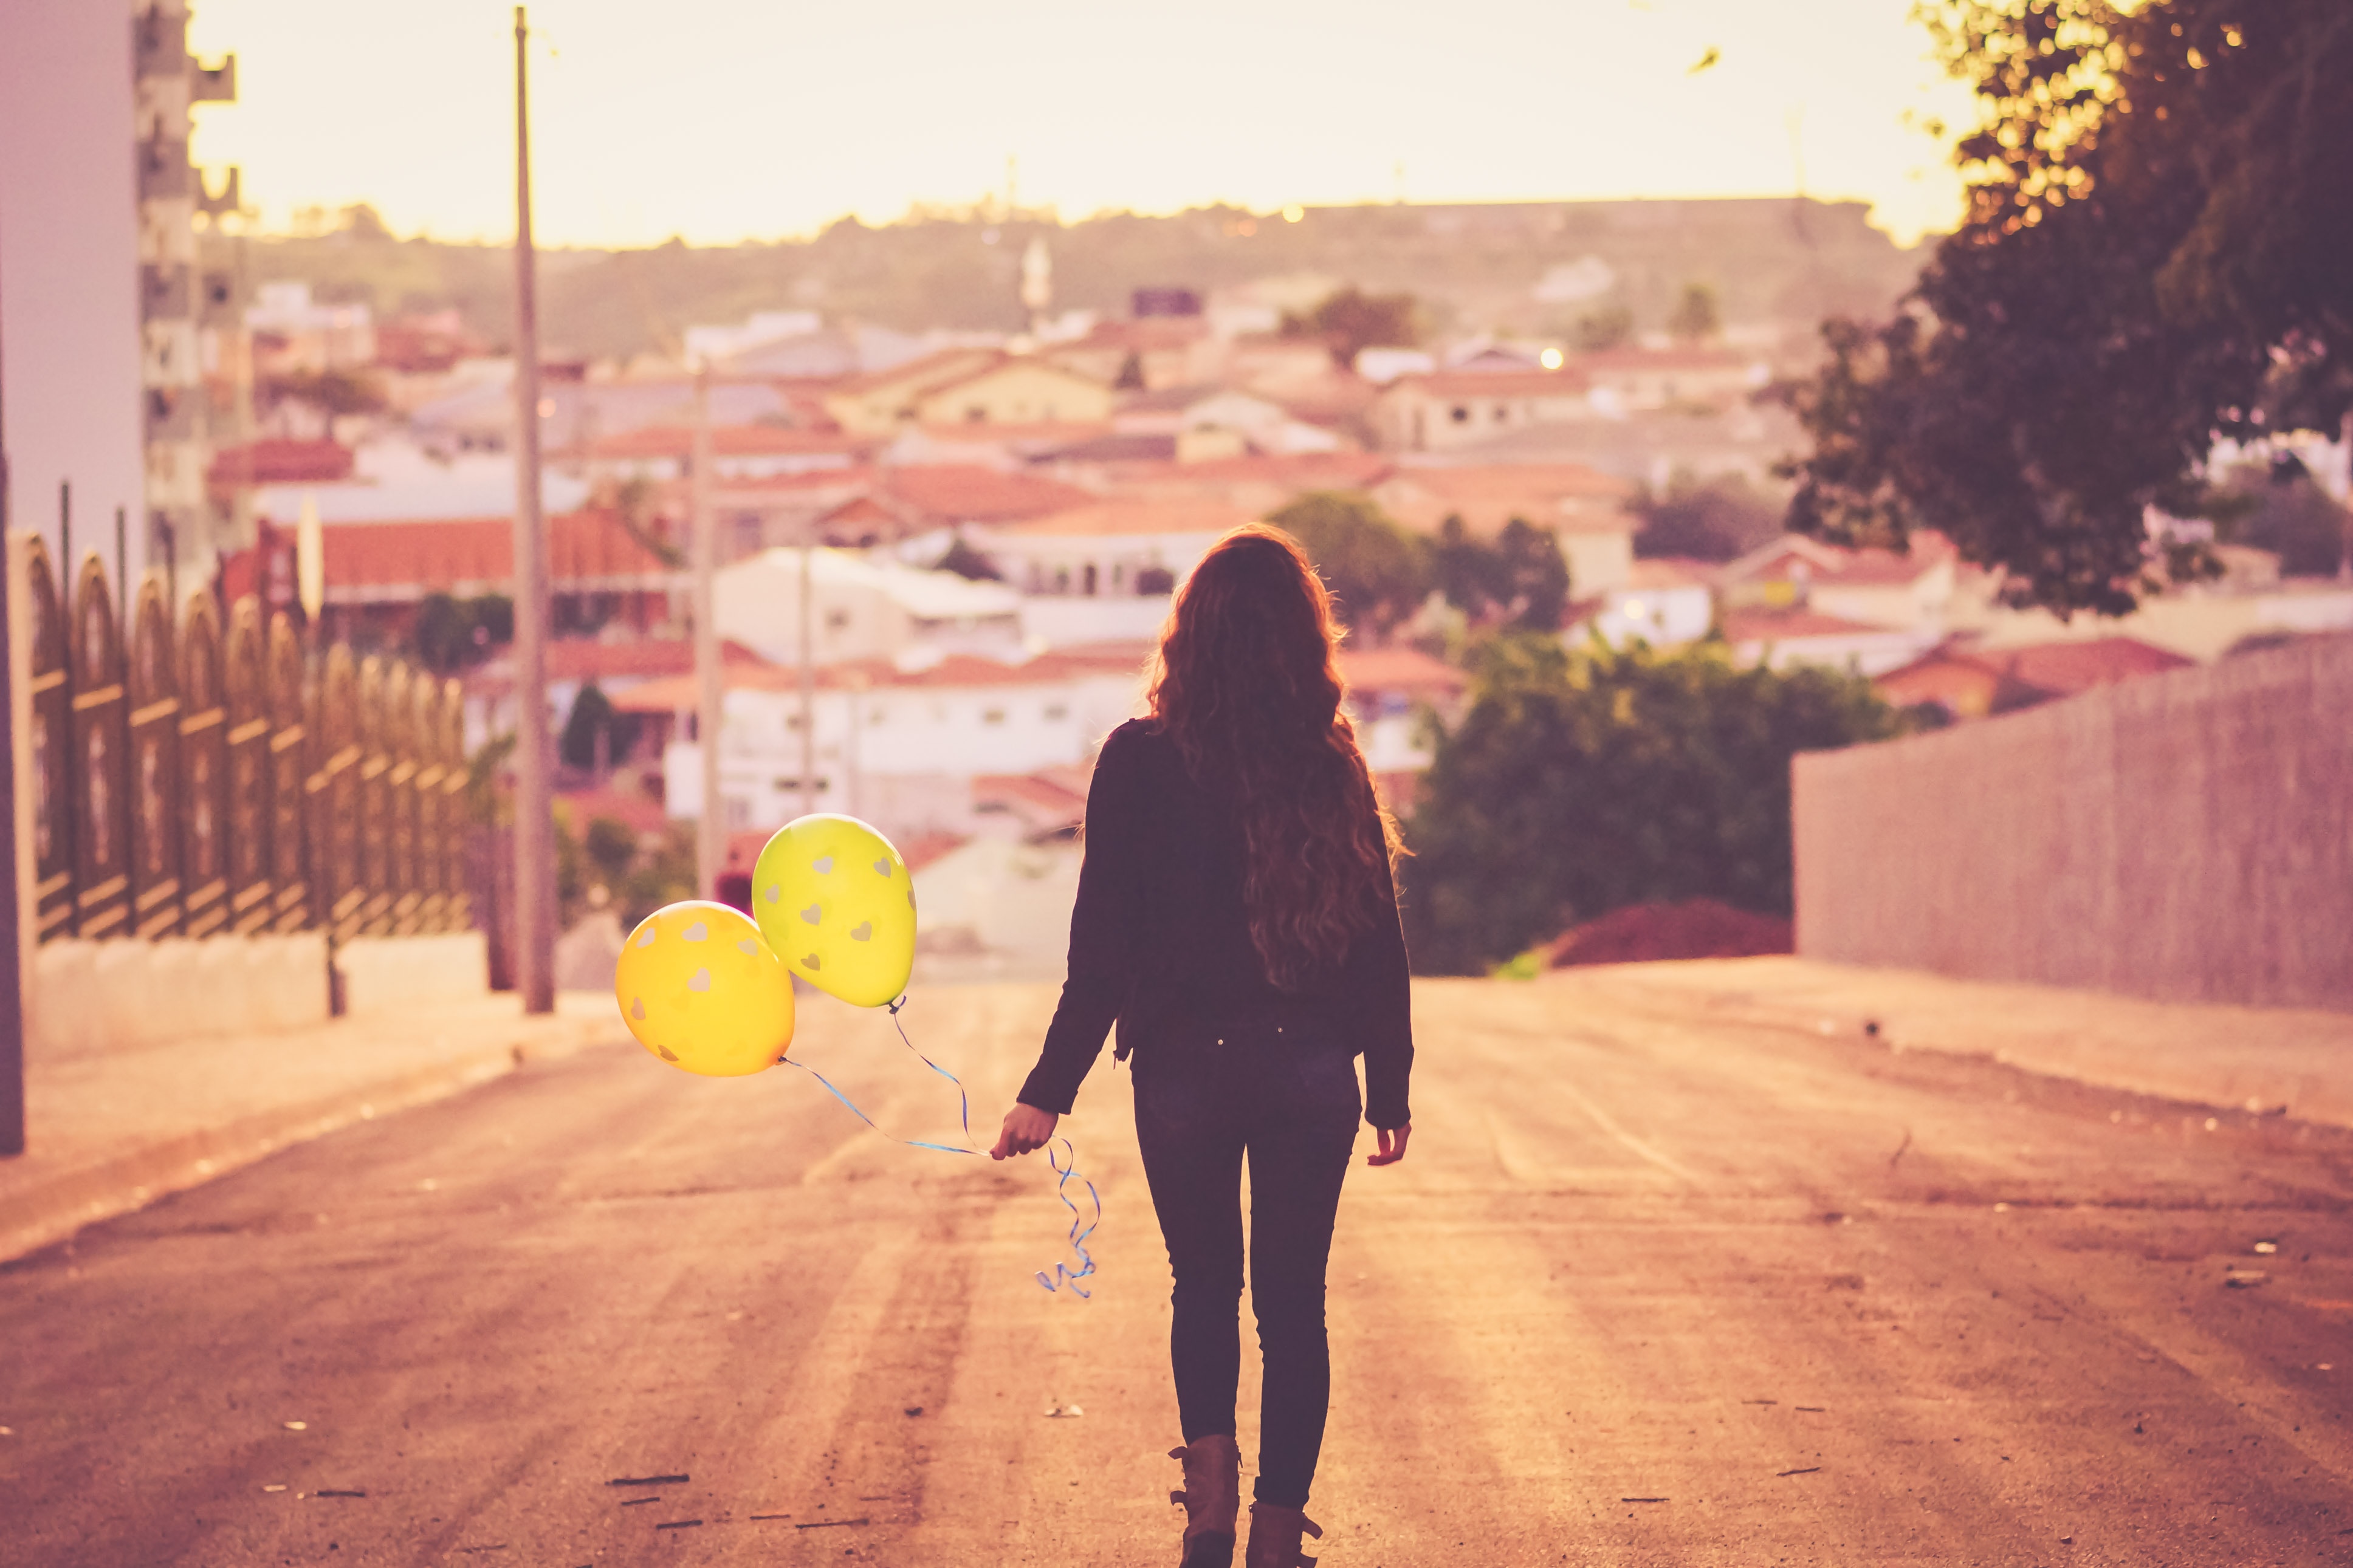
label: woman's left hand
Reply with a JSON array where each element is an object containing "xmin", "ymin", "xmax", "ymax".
[
  {"xmin": 1367, "ymin": 1123, "xmax": 1411, "ymax": 1166},
  {"xmin": 991, "ymin": 1102, "xmax": 1060, "ymax": 1160}
]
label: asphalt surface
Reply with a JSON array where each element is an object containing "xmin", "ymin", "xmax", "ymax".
[{"xmin": 4, "ymin": 971, "xmax": 2351, "ymax": 1566}]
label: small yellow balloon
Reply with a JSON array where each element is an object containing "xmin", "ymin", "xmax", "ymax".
[
  {"xmin": 614, "ymin": 901, "xmax": 795, "ymax": 1076},
  {"xmin": 752, "ymin": 814, "xmax": 917, "ymax": 1007}
]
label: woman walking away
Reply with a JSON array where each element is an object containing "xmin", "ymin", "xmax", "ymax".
[{"xmin": 991, "ymin": 525, "xmax": 1415, "ymax": 1568}]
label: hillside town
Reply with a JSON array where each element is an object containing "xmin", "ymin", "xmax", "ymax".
[{"xmin": 194, "ymin": 270, "xmax": 2352, "ymax": 928}]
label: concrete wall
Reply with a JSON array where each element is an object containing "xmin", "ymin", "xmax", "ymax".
[
  {"xmin": 1793, "ymin": 636, "xmax": 2353, "ymax": 1010},
  {"xmin": 337, "ymin": 932, "xmax": 490, "ymax": 1016},
  {"xmin": 30, "ymin": 934, "xmax": 332, "ymax": 1060}
]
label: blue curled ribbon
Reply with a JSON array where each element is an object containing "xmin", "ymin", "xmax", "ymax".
[
  {"xmin": 778, "ymin": 995, "xmax": 1099, "ymax": 1298},
  {"xmin": 1034, "ymin": 1136, "xmax": 1101, "ymax": 1299}
]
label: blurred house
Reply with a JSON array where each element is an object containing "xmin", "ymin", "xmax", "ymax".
[
  {"xmin": 1721, "ymin": 606, "xmax": 1931, "ymax": 676},
  {"xmin": 1370, "ymin": 368, "xmax": 1593, "ymax": 453},
  {"xmin": 1039, "ymin": 317, "xmax": 1209, "ymax": 391},
  {"xmin": 245, "ymin": 280, "xmax": 375, "ymax": 375},
  {"xmin": 711, "ymin": 547, "xmax": 1023, "ymax": 666},
  {"xmin": 1876, "ymin": 636, "xmax": 2197, "ymax": 721},
  {"xmin": 977, "ymin": 498, "xmax": 1255, "ymax": 645},
  {"xmin": 1564, "ymin": 557, "xmax": 1718, "ymax": 648},
  {"xmin": 1573, "ymin": 347, "xmax": 1768, "ymax": 415},
  {"xmin": 1370, "ymin": 462, "xmax": 1636, "ymax": 595},
  {"xmin": 1719, "ymin": 533, "xmax": 1959, "ymax": 640},
  {"xmin": 621, "ymin": 644, "xmax": 1148, "ymax": 841},
  {"xmin": 218, "ymin": 505, "xmax": 675, "ymax": 638},
  {"xmin": 821, "ymin": 350, "xmax": 1112, "ymax": 435},
  {"xmin": 1337, "ymin": 645, "xmax": 1468, "ymax": 812},
  {"xmin": 695, "ymin": 464, "xmax": 1097, "ymax": 561}
]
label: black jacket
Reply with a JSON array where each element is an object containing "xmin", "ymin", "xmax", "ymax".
[{"xmin": 1016, "ymin": 718, "xmax": 1414, "ymax": 1128}]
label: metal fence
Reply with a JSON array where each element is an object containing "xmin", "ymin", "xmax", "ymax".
[{"xmin": 22, "ymin": 538, "xmax": 473, "ymax": 944}]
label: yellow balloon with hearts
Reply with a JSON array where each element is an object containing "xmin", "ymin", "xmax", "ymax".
[
  {"xmin": 614, "ymin": 901, "xmax": 795, "ymax": 1075},
  {"xmin": 752, "ymin": 814, "xmax": 917, "ymax": 1007}
]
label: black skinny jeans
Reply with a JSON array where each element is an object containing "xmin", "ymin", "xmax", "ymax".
[{"xmin": 1132, "ymin": 1019, "xmax": 1360, "ymax": 1508}]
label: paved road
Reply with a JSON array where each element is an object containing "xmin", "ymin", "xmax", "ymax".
[{"xmin": 4, "ymin": 971, "xmax": 2351, "ymax": 1566}]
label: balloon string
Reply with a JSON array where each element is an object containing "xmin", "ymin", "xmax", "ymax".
[
  {"xmin": 780, "ymin": 995, "xmax": 1099, "ymax": 1299},
  {"xmin": 784, "ymin": 1055, "xmax": 979, "ymax": 1157},
  {"xmin": 887, "ymin": 995, "xmax": 974, "ymax": 1151},
  {"xmin": 1034, "ymin": 1135, "xmax": 1101, "ymax": 1299}
]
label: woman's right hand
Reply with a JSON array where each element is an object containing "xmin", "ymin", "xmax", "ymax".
[
  {"xmin": 1367, "ymin": 1123, "xmax": 1411, "ymax": 1166},
  {"xmin": 991, "ymin": 1102, "xmax": 1060, "ymax": 1160}
]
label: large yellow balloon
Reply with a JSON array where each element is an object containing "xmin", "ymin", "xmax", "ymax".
[
  {"xmin": 752, "ymin": 814, "xmax": 917, "ymax": 1007},
  {"xmin": 614, "ymin": 901, "xmax": 794, "ymax": 1076}
]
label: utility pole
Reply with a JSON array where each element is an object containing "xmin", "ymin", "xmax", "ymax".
[
  {"xmin": 799, "ymin": 521, "xmax": 815, "ymax": 818},
  {"xmin": 0, "ymin": 241, "xmax": 26, "ymax": 1156},
  {"xmin": 509, "ymin": 5, "xmax": 554, "ymax": 1013},
  {"xmin": 690, "ymin": 363, "xmax": 722, "ymax": 895}
]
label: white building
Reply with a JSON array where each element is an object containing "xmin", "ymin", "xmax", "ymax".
[
  {"xmin": 978, "ymin": 497, "xmax": 1253, "ymax": 647},
  {"xmin": 1570, "ymin": 558, "xmax": 1718, "ymax": 649},
  {"xmin": 713, "ymin": 546, "xmax": 1023, "ymax": 666},
  {"xmin": 633, "ymin": 645, "xmax": 1148, "ymax": 840}
]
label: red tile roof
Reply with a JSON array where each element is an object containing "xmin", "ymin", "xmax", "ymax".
[
  {"xmin": 1996, "ymin": 636, "xmax": 2195, "ymax": 694},
  {"xmin": 589, "ymin": 424, "xmax": 869, "ymax": 459},
  {"xmin": 208, "ymin": 438, "xmax": 355, "ymax": 487},
  {"xmin": 1385, "ymin": 369, "xmax": 1591, "ymax": 399},
  {"xmin": 877, "ymin": 465, "xmax": 1097, "ymax": 524},
  {"xmin": 320, "ymin": 510, "xmax": 673, "ymax": 602},
  {"xmin": 1571, "ymin": 347, "xmax": 1753, "ymax": 372},
  {"xmin": 998, "ymin": 498, "xmax": 1260, "ymax": 538},
  {"xmin": 1722, "ymin": 607, "xmax": 1911, "ymax": 642}
]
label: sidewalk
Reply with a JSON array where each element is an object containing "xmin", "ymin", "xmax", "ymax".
[
  {"xmin": 1572, "ymin": 955, "xmax": 2353, "ymax": 1128},
  {"xmin": 0, "ymin": 993, "xmax": 621, "ymax": 1262}
]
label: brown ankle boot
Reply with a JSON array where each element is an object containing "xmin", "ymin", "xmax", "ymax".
[
  {"xmin": 1167, "ymin": 1434, "xmax": 1240, "ymax": 1567},
  {"xmin": 1244, "ymin": 1501, "xmax": 1322, "ymax": 1568}
]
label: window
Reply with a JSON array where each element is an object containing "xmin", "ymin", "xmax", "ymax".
[
  {"xmin": 825, "ymin": 608, "xmax": 851, "ymax": 632},
  {"xmin": 982, "ymin": 708, "xmax": 1006, "ymax": 725},
  {"xmin": 964, "ymin": 406, "xmax": 987, "ymax": 423},
  {"xmin": 1082, "ymin": 563, "xmax": 1098, "ymax": 596},
  {"xmin": 1450, "ymin": 405, "xmax": 1469, "ymax": 423},
  {"xmin": 1493, "ymin": 405, "xmax": 1509, "ymax": 423},
  {"xmin": 1044, "ymin": 704, "xmax": 1068, "ymax": 721}
]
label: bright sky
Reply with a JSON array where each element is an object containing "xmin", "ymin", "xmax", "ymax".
[{"xmin": 187, "ymin": 0, "xmax": 1982, "ymax": 248}]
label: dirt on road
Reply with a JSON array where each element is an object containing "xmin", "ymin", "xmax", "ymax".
[{"xmin": 3, "ymin": 970, "xmax": 2350, "ymax": 1566}]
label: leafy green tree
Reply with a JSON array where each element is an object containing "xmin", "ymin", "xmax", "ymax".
[
  {"xmin": 1776, "ymin": 0, "xmax": 2353, "ymax": 615},
  {"xmin": 1572, "ymin": 306, "xmax": 1635, "ymax": 352},
  {"xmin": 1629, "ymin": 473, "xmax": 1785, "ymax": 561},
  {"xmin": 410, "ymin": 592, "xmax": 514, "ymax": 672},
  {"xmin": 584, "ymin": 815, "xmax": 638, "ymax": 889},
  {"xmin": 559, "ymin": 682, "xmax": 639, "ymax": 770},
  {"xmin": 1401, "ymin": 636, "xmax": 1905, "ymax": 973},
  {"xmin": 1282, "ymin": 286, "xmax": 1420, "ymax": 368},
  {"xmin": 934, "ymin": 535, "xmax": 1004, "ymax": 581},
  {"xmin": 1266, "ymin": 491, "xmax": 1432, "ymax": 637},
  {"xmin": 1667, "ymin": 282, "xmax": 1721, "ymax": 345}
]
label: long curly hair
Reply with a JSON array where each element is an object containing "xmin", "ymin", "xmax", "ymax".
[{"xmin": 1147, "ymin": 524, "xmax": 1403, "ymax": 990}]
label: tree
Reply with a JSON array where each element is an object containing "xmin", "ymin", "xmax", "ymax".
[
  {"xmin": 1667, "ymin": 282, "xmax": 1721, "ymax": 345},
  {"xmin": 933, "ymin": 535, "xmax": 1003, "ymax": 581},
  {"xmin": 1401, "ymin": 636, "xmax": 1906, "ymax": 973},
  {"xmin": 1629, "ymin": 473, "xmax": 1786, "ymax": 561},
  {"xmin": 410, "ymin": 592, "xmax": 513, "ymax": 672},
  {"xmin": 1282, "ymin": 286, "xmax": 1420, "ymax": 369},
  {"xmin": 1776, "ymin": 0, "xmax": 2353, "ymax": 615},
  {"xmin": 559, "ymin": 682, "xmax": 639, "ymax": 771},
  {"xmin": 1265, "ymin": 492, "xmax": 1432, "ymax": 637},
  {"xmin": 2217, "ymin": 459, "xmax": 2352, "ymax": 577},
  {"xmin": 1573, "ymin": 306, "xmax": 1635, "ymax": 352}
]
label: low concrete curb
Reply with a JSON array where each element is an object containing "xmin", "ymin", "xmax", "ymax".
[
  {"xmin": 0, "ymin": 996, "xmax": 618, "ymax": 1264},
  {"xmin": 1576, "ymin": 956, "xmax": 2353, "ymax": 1129}
]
